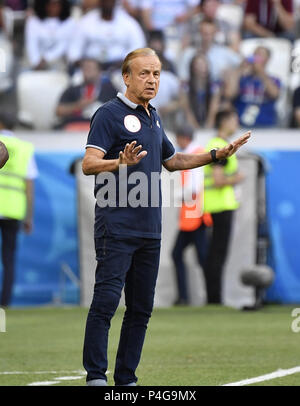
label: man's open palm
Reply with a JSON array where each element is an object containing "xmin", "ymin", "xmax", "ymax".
[{"xmin": 119, "ymin": 141, "xmax": 148, "ymax": 165}]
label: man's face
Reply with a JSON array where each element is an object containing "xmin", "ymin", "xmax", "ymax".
[
  {"xmin": 199, "ymin": 22, "xmax": 216, "ymax": 46},
  {"xmin": 46, "ymin": 0, "xmax": 62, "ymax": 17},
  {"xmin": 81, "ymin": 60, "xmax": 101, "ymax": 84},
  {"xmin": 123, "ymin": 55, "xmax": 161, "ymax": 103},
  {"xmin": 225, "ymin": 113, "xmax": 239, "ymax": 135},
  {"xmin": 100, "ymin": 0, "xmax": 116, "ymax": 13},
  {"xmin": 253, "ymin": 47, "xmax": 270, "ymax": 69}
]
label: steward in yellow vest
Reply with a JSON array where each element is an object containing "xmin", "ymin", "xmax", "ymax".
[
  {"xmin": 203, "ymin": 110, "xmax": 245, "ymax": 304},
  {"xmin": 0, "ymin": 135, "xmax": 34, "ymax": 221},
  {"xmin": 0, "ymin": 111, "xmax": 36, "ymax": 307}
]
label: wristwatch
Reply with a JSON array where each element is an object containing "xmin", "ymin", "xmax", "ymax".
[{"xmin": 210, "ymin": 148, "xmax": 219, "ymax": 163}]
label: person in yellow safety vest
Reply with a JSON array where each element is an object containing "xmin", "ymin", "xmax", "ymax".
[
  {"xmin": 203, "ymin": 109, "xmax": 245, "ymax": 304},
  {"xmin": 0, "ymin": 112, "xmax": 38, "ymax": 307},
  {"xmin": 171, "ymin": 126, "xmax": 213, "ymax": 305},
  {"xmin": 0, "ymin": 140, "xmax": 9, "ymax": 168}
]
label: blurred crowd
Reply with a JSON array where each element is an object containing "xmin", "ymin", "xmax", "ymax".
[{"xmin": 1, "ymin": 0, "xmax": 300, "ymax": 131}]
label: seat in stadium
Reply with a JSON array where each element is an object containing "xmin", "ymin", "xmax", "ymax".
[
  {"xmin": 17, "ymin": 70, "xmax": 69, "ymax": 130},
  {"xmin": 240, "ymin": 38, "xmax": 292, "ymax": 127}
]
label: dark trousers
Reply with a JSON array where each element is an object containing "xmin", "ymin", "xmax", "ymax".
[
  {"xmin": 171, "ymin": 225, "xmax": 208, "ymax": 303},
  {"xmin": 203, "ymin": 210, "xmax": 234, "ymax": 304},
  {"xmin": 0, "ymin": 219, "xmax": 20, "ymax": 307},
  {"xmin": 83, "ymin": 235, "xmax": 161, "ymax": 385}
]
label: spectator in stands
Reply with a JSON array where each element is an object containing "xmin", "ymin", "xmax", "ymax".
[
  {"xmin": 55, "ymin": 58, "xmax": 117, "ymax": 130},
  {"xmin": 179, "ymin": 18, "xmax": 242, "ymax": 82},
  {"xmin": 140, "ymin": 0, "xmax": 199, "ymax": 34},
  {"xmin": 121, "ymin": 0, "xmax": 141, "ymax": 20},
  {"xmin": 147, "ymin": 29, "xmax": 176, "ymax": 73},
  {"xmin": 199, "ymin": 0, "xmax": 242, "ymax": 52},
  {"xmin": 0, "ymin": 1, "xmax": 6, "ymax": 32},
  {"xmin": 146, "ymin": 29, "xmax": 181, "ymax": 130},
  {"xmin": 243, "ymin": 0, "xmax": 295, "ymax": 40},
  {"xmin": 291, "ymin": 85, "xmax": 300, "ymax": 127},
  {"xmin": 181, "ymin": 53, "xmax": 222, "ymax": 128},
  {"xmin": 0, "ymin": 1, "xmax": 16, "ymax": 113},
  {"xmin": 25, "ymin": 0, "xmax": 76, "ymax": 70},
  {"xmin": 67, "ymin": 0, "xmax": 146, "ymax": 71},
  {"xmin": 223, "ymin": 45, "xmax": 281, "ymax": 127}
]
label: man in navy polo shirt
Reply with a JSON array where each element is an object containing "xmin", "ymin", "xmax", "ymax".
[{"xmin": 82, "ymin": 48, "xmax": 251, "ymax": 386}]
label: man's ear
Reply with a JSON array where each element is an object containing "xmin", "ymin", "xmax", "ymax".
[{"xmin": 123, "ymin": 72, "xmax": 130, "ymax": 88}]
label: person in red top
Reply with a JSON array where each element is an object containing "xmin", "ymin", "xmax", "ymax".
[
  {"xmin": 243, "ymin": 0, "xmax": 294, "ymax": 40},
  {"xmin": 171, "ymin": 126, "xmax": 212, "ymax": 305},
  {"xmin": 55, "ymin": 58, "xmax": 117, "ymax": 130}
]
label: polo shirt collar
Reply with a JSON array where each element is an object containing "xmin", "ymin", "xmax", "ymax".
[{"xmin": 117, "ymin": 92, "xmax": 156, "ymax": 111}]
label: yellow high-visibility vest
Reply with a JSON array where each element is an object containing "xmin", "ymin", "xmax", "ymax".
[
  {"xmin": 204, "ymin": 137, "xmax": 239, "ymax": 213},
  {"xmin": 0, "ymin": 135, "xmax": 34, "ymax": 220}
]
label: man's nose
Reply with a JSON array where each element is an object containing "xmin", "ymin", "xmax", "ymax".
[{"xmin": 147, "ymin": 73, "xmax": 156, "ymax": 83}]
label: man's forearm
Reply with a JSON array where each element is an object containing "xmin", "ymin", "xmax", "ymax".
[
  {"xmin": 82, "ymin": 156, "xmax": 119, "ymax": 175},
  {"xmin": 0, "ymin": 141, "xmax": 9, "ymax": 168},
  {"xmin": 164, "ymin": 151, "xmax": 213, "ymax": 172},
  {"xmin": 275, "ymin": 2, "xmax": 294, "ymax": 31},
  {"xmin": 25, "ymin": 180, "xmax": 33, "ymax": 222}
]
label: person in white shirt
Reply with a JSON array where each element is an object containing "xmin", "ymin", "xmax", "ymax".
[
  {"xmin": 67, "ymin": 0, "xmax": 146, "ymax": 70},
  {"xmin": 178, "ymin": 18, "xmax": 241, "ymax": 82},
  {"xmin": 141, "ymin": 0, "xmax": 200, "ymax": 32},
  {"xmin": 25, "ymin": 0, "xmax": 77, "ymax": 70}
]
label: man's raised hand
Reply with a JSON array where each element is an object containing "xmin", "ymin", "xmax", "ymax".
[
  {"xmin": 119, "ymin": 141, "xmax": 147, "ymax": 166},
  {"xmin": 217, "ymin": 131, "xmax": 251, "ymax": 161}
]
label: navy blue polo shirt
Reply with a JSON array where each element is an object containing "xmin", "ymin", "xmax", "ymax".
[{"xmin": 86, "ymin": 92, "xmax": 175, "ymax": 239}]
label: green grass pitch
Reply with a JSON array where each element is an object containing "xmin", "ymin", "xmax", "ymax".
[{"xmin": 0, "ymin": 305, "xmax": 299, "ymax": 386}]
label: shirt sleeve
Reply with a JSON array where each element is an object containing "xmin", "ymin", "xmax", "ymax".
[
  {"xmin": 86, "ymin": 107, "xmax": 116, "ymax": 155},
  {"xmin": 162, "ymin": 129, "xmax": 176, "ymax": 162}
]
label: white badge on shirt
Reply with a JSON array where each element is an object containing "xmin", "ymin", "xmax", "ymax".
[{"xmin": 124, "ymin": 115, "xmax": 141, "ymax": 133}]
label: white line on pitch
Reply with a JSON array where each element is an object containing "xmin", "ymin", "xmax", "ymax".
[
  {"xmin": 28, "ymin": 376, "xmax": 85, "ymax": 386},
  {"xmin": 223, "ymin": 366, "xmax": 300, "ymax": 386},
  {"xmin": 0, "ymin": 370, "xmax": 86, "ymax": 375}
]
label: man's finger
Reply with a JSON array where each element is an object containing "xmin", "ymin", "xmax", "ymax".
[
  {"xmin": 132, "ymin": 144, "xmax": 143, "ymax": 155},
  {"xmin": 136, "ymin": 150, "xmax": 147, "ymax": 161},
  {"xmin": 128, "ymin": 141, "xmax": 137, "ymax": 152},
  {"xmin": 237, "ymin": 131, "xmax": 251, "ymax": 144}
]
